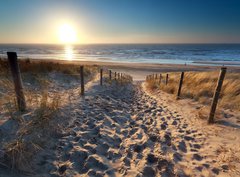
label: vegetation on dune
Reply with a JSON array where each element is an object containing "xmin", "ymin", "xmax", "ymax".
[
  {"xmin": 0, "ymin": 58, "xmax": 99, "ymax": 109},
  {"xmin": 146, "ymin": 71, "xmax": 240, "ymax": 111},
  {"xmin": 0, "ymin": 58, "xmax": 99, "ymax": 172},
  {"xmin": 0, "ymin": 58, "xmax": 132, "ymax": 173},
  {"xmin": 0, "ymin": 58, "xmax": 97, "ymax": 75}
]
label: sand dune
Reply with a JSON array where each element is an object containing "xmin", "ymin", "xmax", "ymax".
[{"xmin": 1, "ymin": 63, "xmax": 240, "ymax": 176}]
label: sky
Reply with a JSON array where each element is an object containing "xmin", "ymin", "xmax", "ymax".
[{"xmin": 0, "ymin": 0, "xmax": 240, "ymax": 44}]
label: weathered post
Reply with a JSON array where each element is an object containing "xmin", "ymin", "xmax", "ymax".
[
  {"xmin": 159, "ymin": 74, "xmax": 162, "ymax": 84},
  {"xmin": 100, "ymin": 68, "xmax": 103, "ymax": 86},
  {"xmin": 166, "ymin": 74, "xmax": 169, "ymax": 85},
  {"xmin": 80, "ymin": 66, "xmax": 84, "ymax": 96},
  {"xmin": 109, "ymin": 70, "xmax": 112, "ymax": 80},
  {"xmin": 208, "ymin": 67, "xmax": 227, "ymax": 124},
  {"xmin": 155, "ymin": 74, "xmax": 158, "ymax": 80},
  {"xmin": 177, "ymin": 72, "xmax": 184, "ymax": 99},
  {"xmin": 115, "ymin": 72, "xmax": 117, "ymax": 80},
  {"xmin": 7, "ymin": 52, "xmax": 26, "ymax": 111},
  {"xmin": 118, "ymin": 73, "xmax": 120, "ymax": 80},
  {"xmin": 121, "ymin": 73, "xmax": 124, "ymax": 83}
]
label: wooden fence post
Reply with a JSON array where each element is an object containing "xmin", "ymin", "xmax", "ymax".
[
  {"xmin": 208, "ymin": 67, "xmax": 227, "ymax": 124},
  {"xmin": 109, "ymin": 70, "xmax": 112, "ymax": 80},
  {"xmin": 177, "ymin": 72, "xmax": 184, "ymax": 99},
  {"xmin": 166, "ymin": 74, "xmax": 169, "ymax": 85},
  {"xmin": 115, "ymin": 72, "xmax": 117, "ymax": 80},
  {"xmin": 80, "ymin": 66, "xmax": 84, "ymax": 96},
  {"xmin": 7, "ymin": 52, "xmax": 26, "ymax": 112},
  {"xmin": 100, "ymin": 68, "xmax": 103, "ymax": 86},
  {"xmin": 159, "ymin": 74, "xmax": 162, "ymax": 84},
  {"xmin": 118, "ymin": 73, "xmax": 120, "ymax": 80}
]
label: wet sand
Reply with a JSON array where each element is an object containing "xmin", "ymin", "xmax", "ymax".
[{"xmin": 26, "ymin": 59, "xmax": 240, "ymax": 81}]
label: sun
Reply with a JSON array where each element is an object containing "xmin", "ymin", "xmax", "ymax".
[{"xmin": 58, "ymin": 24, "xmax": 77, "ymax": 44}]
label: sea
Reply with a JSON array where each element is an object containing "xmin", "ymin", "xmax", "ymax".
[{"xmin": 0, "ymin": 44, "xmax": 240, "ymax": 66}]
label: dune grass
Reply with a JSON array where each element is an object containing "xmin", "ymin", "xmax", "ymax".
[
  {"xmin": 146, "ymin": 71, "xmax": 240, "ymax": 111},
  {"xmin": 0, "ymin": 58, "xmax": 99, "ymax": 110},
  {"xmin": 0, "ymin": 58, "xmax": 99, "ymax": 172}
]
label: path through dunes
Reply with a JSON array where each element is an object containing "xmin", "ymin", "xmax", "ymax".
[
  {"xmin": 2, "ymin": 79, "xmax": 236, "ymax": 177},
  {"xmin": 36, "ymin": 80, "xmax": 223, "ymax": 177}
]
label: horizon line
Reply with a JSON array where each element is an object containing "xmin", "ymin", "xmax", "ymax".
[{"xmin": 0, "ymin": 42, "xmax": 240, "ymax": 45}]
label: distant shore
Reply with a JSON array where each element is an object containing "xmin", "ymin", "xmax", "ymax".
[
  {"xmin": 25, "ymin": 58, "xmax": 240, "ymax": 80},
  {"xmin": 193, "ymin": 60, "xmax": 240, "ymax": 66},
  {"xmin": 1, "ymin": 57, "xmax": 240, "ymax": 80}
]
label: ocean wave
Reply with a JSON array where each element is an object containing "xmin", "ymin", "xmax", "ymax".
[{"xmin": 0, "ymin": 44, "xmax": 240, "ymax": 64}]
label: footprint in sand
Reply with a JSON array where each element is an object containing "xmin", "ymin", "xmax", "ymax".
[
  {"xmin": 178, "ymin": 140, "xmax": 187, "ymax": 153},
  {"xmin": 192, "ymin": 154, "xmax": 203, "ymax": 161}
]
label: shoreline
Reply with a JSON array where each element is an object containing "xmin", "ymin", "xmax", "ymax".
[
  {"xmin": 193, "ymin": 60, "xmax": 240, "ymax": 66},
  {"xmin": 28, "ymin": 58, "xmax": 240, "ymax": 80},
  {"xmin": 2, "ymin": 57, "xmax": 240, "ymax": 80}
]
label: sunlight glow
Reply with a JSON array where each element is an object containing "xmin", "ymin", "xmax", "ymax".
[
  {"xmin": 65, "ymin": 45, "xmax": 74, "ymax": 60},
  {"xmin": 58, "ymin": 24, "xmax": 77, "ymax": 44}
]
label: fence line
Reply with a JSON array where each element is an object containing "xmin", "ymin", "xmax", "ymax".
[
  {"xmin": 2, "ymin": 52, "xmax": 133, "ymax": 112},
  {"xmin": 80, "ymin": 66, "xmax": 84, "ymax": 96},
  {"xmin": 208, "ymin": 67, "xmax": 227, "ymax": 124},
  {"xmin": 177, "ymin": 72, "xmax": 184, "ymax": 100},
  {"xmin": 100, "ymin": 69, "xmax": 103, "ymax": 86},
  {"xmin": 7, "ymin": 52, "xmax": 26, "ymax": 112},
  {"xmin": 166, "ymin": 74, "xmax": 169, "ymax": 85},
  {"xmin": 145, "ymin": 68, "xmax": 227, "ymax": 124}
]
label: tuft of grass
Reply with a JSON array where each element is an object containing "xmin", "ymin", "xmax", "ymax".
[
  {"xmin": 146, "ymin": 71, "xmax": 240, "ymax": 111},
  {"xmin": 146, "ymin": 79, "xmax": 158, "ymax": 91},
  {"xmin": 0, "ymin": 59, "xmax": 99, "ymax": 173},
  {"xmin": 4, "ymin": 138, "xmax": 41, "ymax": 172},
  {"xmin": 0, "ymin": 58, "xmax": 99, "ymax": 76}
]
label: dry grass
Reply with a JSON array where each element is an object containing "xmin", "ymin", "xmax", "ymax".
[
  {"xmin": 104, "ymin": 71, "xmax": 133, "ymax": 86},
  {"xmin": 0, "ymin": 58, "xmax": 99, "ymax": 110},
  {"xmin": 0, "ymin": 58, "xmax": 99, "ymax": 172},
  {"xmin": 216, "ymin": 145, "xmax": 240, "ymax": 172},
  {"xmin": 146, "ymin": 79, "xmax": 159, "ymax": 91},
  {"xmin": 1, "ymin": 80, "xmax": 61, "ymax": 172},
  {"xmin": 146, "ymin": 71, "xmax": 240, "ymax": 111},
  {"xmin": 3, "ymin": 138, "xmax": 41, "ymax": 172},
  {"xmin": 115, "ymin": 74, "xmax": 133, "ymax": 85},
  {"xmin": 0, "ymin": 58, "xmax": 90, "ymax": 74}
]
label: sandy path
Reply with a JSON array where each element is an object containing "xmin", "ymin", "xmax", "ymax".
[
  {"xmin": 126, "ymin": 83, "xmax": 207, "ymax": 176},
  {"xmin": 2, "ymin": 78, "xmax": 234, "ymax": 177},
  {"xmin": 31, "ymin": 80, "xmax": 219, "ymax": 177},
  {"xmin": 46, "ymin": 80, "xmax": 134, "ymax": 177}
]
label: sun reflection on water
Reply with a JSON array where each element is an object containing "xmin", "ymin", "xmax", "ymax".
[{"xmin": 64, "ymin": 45, "xmax": 74, "ymax": 60}]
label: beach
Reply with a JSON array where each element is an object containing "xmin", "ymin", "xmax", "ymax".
[
  {"xmin": 0, "ymin": 59, "xmax": 240, "ymax": 176},
  {"xmin": 1, "ymin": 0, "xmax": 240, "ymax": 175},
  {"xmin": 17, "ymin": 58, "xmax": 240, "ymax": 80}
]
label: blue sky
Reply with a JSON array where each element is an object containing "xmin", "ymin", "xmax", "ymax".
[{"xmin": 0, "ymin": 0, "xmax": 240, "ymax": 43}]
